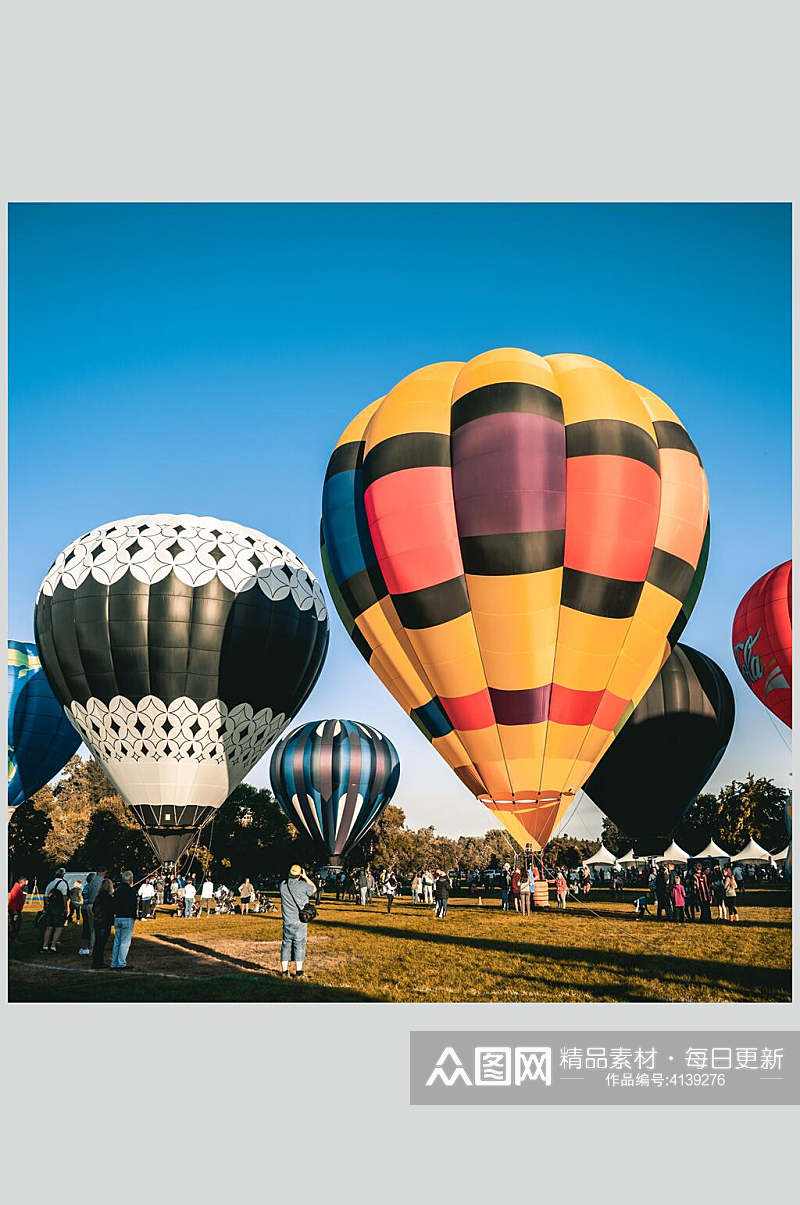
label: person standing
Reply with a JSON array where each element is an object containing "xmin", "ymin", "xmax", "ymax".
[
  {"xmin": 315, "ymin": 874, "xmax": 324, "ymax": 906},
  {"xmin": 723, "ymin": 867, "xmax": 739, "ymax": 922},
  {"xmin": 67, "ymin": 877, "xmax": 83, "ymax": 926},
  {"xmin": 199, "ymin": 876, "xmax": 215, "ymax": 916},
  {"xmin": 422, "ymin": 870, "xmax": 434, "ymax": 906},
  {"xmin": 693, "ymin": 864, "xmax": 712, "ymax": 922},
  {"xmin": 655, "ymin": 865, "xmax": 672, "ymax": 920},
  {"xmin": 670, "ymin": 874, "xmax": 687, "ymax": 922},
  {"xmin": 366, "ymin": 866, "xmax": 375, "ymax": 904},
  {"xmin": 358, "ymin": 866, "xmax": 368, "ymax": 907},
  {"xmin": 500, "ymin": 864, "xmax": 511, "ymax": 911},
  {"xmin": 510, "ymin": 866, "xmax": 522, "ymax": 912},
  {"xmin": 8, "ymin": 875, "xmax": 28, "ymax": 945},
  {"xmin": 239, "ymin": 877, "xmax": 255, "ymax": 915},
  {"xmin": 110, "ymin": 870, "xmax": 137, "ymax": 969},
  {"xmin": 434, "ymin": 870, "xmax": 450, "ymax": 919},
  {"xmin": 518, "ymin": 866, "xmax": 531, "ymax": 916},
  {"xmin": 712, "ymin": 866, "xmax": 727, "ymax": 920},
  {"xmin": 183, "ymin": 876, "xmax": 197, "ymax": 917},
  {"xmin": 137, "ymin": 877, "xmax": 156, "ymax": 919},
  {"xmin": 384, "ymin": 869, "xmax": 398, "ymax": 913},
  {"xmin": 79, "ymin": 867, "xmax": 107, "ymax": 955},
  {"xmin": 411, "ymin": 872, "xmax": 421, "ymax": 904},
  {"xmin": 91, "ymin": 878, "xmax": 116, "ymax": 969},
  {"xmin": 279, "ymin": 864, "xmax": 316, "ymax": 977},
  {"xmin": 555, "ymin": 868, "xmax": 568, "ymax": 910},
  {"xmin": 42, "ymin": 868, "xmax": 69, "ymax": 952}
]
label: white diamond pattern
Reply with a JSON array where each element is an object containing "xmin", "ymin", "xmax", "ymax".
[
  {"xmin": 70, "ymin": 695, "xmax": 288, "ymax": 773},
  {"xmin": 38, "ymin": 513, "xmax": 328, "ymax": 621}
]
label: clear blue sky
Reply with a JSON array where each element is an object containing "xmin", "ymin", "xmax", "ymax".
[{"xmin": 8, "ymin": 203, "xmax": 792, "ymax": 838}]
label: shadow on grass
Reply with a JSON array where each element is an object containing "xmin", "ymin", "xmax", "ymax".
[
  {"xmin": 317, "ymin": 916, "xmax": 791, "ymax": 998},
  {"xmin": 8, "ymin": 927, "xmax": 379, "ymax": 1003}
]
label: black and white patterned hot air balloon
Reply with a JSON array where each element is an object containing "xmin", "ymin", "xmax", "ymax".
[{"xmin": 34, "ymin": 514, "xmax": 329, "ymax": 863}]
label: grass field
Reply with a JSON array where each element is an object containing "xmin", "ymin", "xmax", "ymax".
[{"xmin": 8, "ymin": 888, "xmax": 791, "ymax": 1003}]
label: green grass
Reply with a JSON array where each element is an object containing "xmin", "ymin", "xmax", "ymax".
[{"xmin": 9, "ymin": 889, "xmax": 791, "ymax": 1003}]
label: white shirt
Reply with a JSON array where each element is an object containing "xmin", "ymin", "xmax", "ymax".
[
  {"xmin": 201, "ymin": 881, "xmax": 214, "ymax": 898},
  {"xmin": 45, "ymin": 877, "xmax": 68, "ymax": 897},
  {"xmin": 138, "ymin": 882, "xmax": 155, "ymax": 898},
  {"xmin": 183, "ymin": 883, "xmax": 197, "ymax": 898}
]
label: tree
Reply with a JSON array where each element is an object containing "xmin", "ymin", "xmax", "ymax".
[
  {"xmin": 599, "ymin": 818, "xmax": 631, "ymax": 857},
  {"xmin": 546, "ymin": 836, "xmax": 600, "ymax": 869},
  {"xmin": 8, "ymin": 787, "xmax": 55, "ymax": 882},
  {"xmin": 675, "ymin": 775, "xmax": 789, "ymax": 852},
  {"xmin": 72, "ymin": 796, "xmax": 153, "ymax": 875}
]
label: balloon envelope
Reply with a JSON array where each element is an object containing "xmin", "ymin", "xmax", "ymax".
[
  {"xmin": 8, "ymin": 640, "xmax": 81, "ymax": 812},
  {"xmin": 732, "ymin": 559, "xmax": 792, "ymax": 727},
  {"xmin": 321, "ymin": 349, "xmax": 709, "ymax": 849},
  {"xmin": 270, "ymin": 719, "xmax": 399, "ymax": 867},
  {"xmin": 584, "ymin": 643, "xmax": 735, "ymax": 853},
  {"xmin": 34, "ymin": 514, "xmax": 329, "ymax": 862}
]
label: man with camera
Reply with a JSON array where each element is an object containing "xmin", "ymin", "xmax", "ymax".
[{"xmin": 279, "ymin": 864, "xmax": 317, "ymax": 979}]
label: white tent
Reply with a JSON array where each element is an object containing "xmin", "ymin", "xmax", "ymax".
[
  {"xmin": 771, "ymin": 846, "xmax": 790, "ymax": 862},
  {"xmin": 617, "ymin": 848, "xmax": 640, "ymax": 864},
  {"xmin": 731, "ymin": 837, "xmax": 772, "ymax": 863},
  {"xmin": 656, "ymin": 840, "xmax": 690, "ymax": 863},
  {"xmin": 582, "ymin": 844, "xmax": 618, "ymax": 867},
  {"xmin": 693, "ymin": 839, "xmax": 731, "ymax": 860}
]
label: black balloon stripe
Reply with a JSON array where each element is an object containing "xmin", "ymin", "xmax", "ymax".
[
  {"xmin": 392, "ymin": 575, "xmax": 472, "ymax": 630},
  {"xmin": 451, "ymin": 381, "xmax": 564, "ymax": 431},
  {"xmin": 460, "ymin": 529, "xmax": 565, "ymax": 576},
  {"xmin": 653, "ymin": 420, "xmax": 702, "ymax": 463},
  {"xmin": 646, "ymin": 547, "xmax": 697, "ymax": 602},
  {"xmin": 362, "ymin": 431, "xmax": 451, "ymax": 487},
  {"xmin": 338, "ymin": 562, "xmax": 389, "ymax": 620},
  {"xmin": 566, "ymin": 418, "xmax": 660, "ymax": 471},
  {"xmin": 561, "ymin": 567, "xmax": 644, "ymax": 619},
  {"xmin": 324, "ymin": 440, "xmax": 360, "ymax": 480}
]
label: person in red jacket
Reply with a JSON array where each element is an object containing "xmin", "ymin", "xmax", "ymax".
[
  {"xmin": 8, "ymin": 875, "xmax": 28, "ymax": 945},
  {"xmin": 671, "ymin": 874, "xmax": 687, "ymax": 922}
]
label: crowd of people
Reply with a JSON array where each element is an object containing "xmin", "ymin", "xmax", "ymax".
[
  {"xmin": 332, "ymin": 866, "xmax": 452, "ymax": 917},
  {"xmin": 7, "ymin": 844, "xmax": 776, "ymax": 982},
  {"xmin": 639, "ymin": 861, "xmax": 741, "ymax": 923}
]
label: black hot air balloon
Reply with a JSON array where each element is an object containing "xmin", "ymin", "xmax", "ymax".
[
  {"xmin": 584, "ymin": 643, "xmax": 734, "ymax": 854},
  {"xmin": 34, "ymin": 514, "xmax": 329, "ymax": 863},
  {"xmin": 270, "ymin": 719, "xmax": 400, "ymax": 868}
]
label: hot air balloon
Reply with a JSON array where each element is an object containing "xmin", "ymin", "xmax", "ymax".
[
  {"xmin": 584, "ymin": 643, "xmax": 735, "ymax": 854},
  {"xmin": 270, "ymin": 719, "xmax": 399, "ymax": 868},
  {"xmin": 8, "ymin": 640, "xmax": 82, "ymax": 816},
  {"xmin": 321, "ymin": 349, "xmax": 709, "ymax": 850},
  {"xmin": 34, "ymin": 514, "xmax": 329, "ymax": 863},
  {"xmin": 732, "ymin": 560, "xmax": 792, "ymax": 727}
]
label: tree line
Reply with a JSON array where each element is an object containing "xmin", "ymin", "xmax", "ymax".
[{"xmin": 8, "ymin": 755, "xmax": 790, "ymax": 885}]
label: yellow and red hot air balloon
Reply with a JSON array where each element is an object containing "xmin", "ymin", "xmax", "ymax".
[{"xmin": 321, "ymin": 349, "xmax": 709, "ymax": 850}]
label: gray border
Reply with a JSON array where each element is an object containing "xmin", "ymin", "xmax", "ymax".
[{"xmin": 2, "ymin": 1, "xmax": 798, "ymax": 1188}]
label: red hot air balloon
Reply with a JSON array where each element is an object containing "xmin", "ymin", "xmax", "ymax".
[{"xmin": 732, "ymin": 560, "xmax": 792, "ymax": 728}]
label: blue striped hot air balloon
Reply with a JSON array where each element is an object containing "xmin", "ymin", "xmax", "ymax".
[
  {"xmin": 8, "ymin": 640, "xmax": 81, "ymax": 812},
  {"xmin": 270, "ymin": 719, "xmax": 400, "ymax": 868}
]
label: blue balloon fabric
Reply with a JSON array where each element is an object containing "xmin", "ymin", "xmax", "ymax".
[
  {"xmin": 270, "ymin": 718, "xmax": 400, "ymax": 865},
  {"xmin": 8, "ymin": 640, "xmax": 81, "ymax": 811}
]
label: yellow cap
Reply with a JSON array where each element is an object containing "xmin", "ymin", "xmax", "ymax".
[{"xmin": 289, "ymin": 864, "xmax": 302, "ymax": 877}]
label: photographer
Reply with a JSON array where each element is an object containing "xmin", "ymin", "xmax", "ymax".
[{"xmin": 279, "ymin": 864, "xmax": 317, "ymax": 978}]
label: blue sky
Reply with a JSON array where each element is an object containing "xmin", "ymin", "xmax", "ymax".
[{"xmin": 8, "ymin": 203, "xmax": 792, "ymax": 838}]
